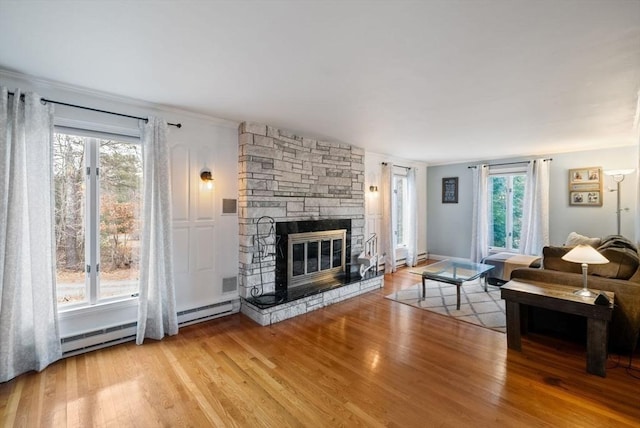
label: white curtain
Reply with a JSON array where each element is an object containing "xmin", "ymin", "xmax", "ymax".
[
  {"xmin": 520, "ymin": 159, "xmax": 550, "ymax": 255},
  {"xmin": 0, "ymin": 88, "xmax": 61, "ymax": 382},
  {"xmin": 136, "ymin": 116, "xmax": 178, "ymax": 344},
  {"xmin": 634, "ymin": 89, "xmax": 640, "ymax": 247},
  {"xmin": 470, "ymin": 165, "xmax": 489, "ymax": 263},
  {"xmin": 406, "ymin": 167, "xmax": 418, "ymax": 267},
  {"xmin": 380, "ymin": 162, "xmax": 396, "ymax": 273}
]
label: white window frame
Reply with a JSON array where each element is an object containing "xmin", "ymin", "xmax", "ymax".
[
  {"xmin": 488, "ymin": 166, "xmax": 526, "ymax": 253},
  {"xmin": 54, "ymin": 122, "xmax": 142, "ymax": 311}
]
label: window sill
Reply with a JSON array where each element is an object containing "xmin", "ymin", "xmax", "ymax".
[{"xmin": 58, "ymin": 296, "xmax": 138, "ymax": 319}]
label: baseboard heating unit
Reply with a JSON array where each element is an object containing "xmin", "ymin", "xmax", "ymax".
[{"xmin": 61, "ymin": 300, "xmax": 240, "ymax": 357}]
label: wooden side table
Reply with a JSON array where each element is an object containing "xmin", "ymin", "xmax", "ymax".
[{"xmin": 501, "ymin": 280, "xmax": 614, "ymax": 377}]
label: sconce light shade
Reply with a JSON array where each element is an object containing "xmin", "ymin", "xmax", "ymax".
[{"xmin": 200, "ymin": 168, "xmax": 214, "ymax": 190}]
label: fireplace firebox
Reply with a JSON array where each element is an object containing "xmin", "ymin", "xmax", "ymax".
[{"xmin": 276, "ymin": 219, "xmax": 352, "ymax": 296}]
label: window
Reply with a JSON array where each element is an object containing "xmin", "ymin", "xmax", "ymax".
[
  {"xmin": 54, "ymin": 131, "xmax": 142, "ymax": 306},
  {"xmin": 488, "ymin": 171, "xmax": 525, "ymax": 251},
  {"xmin": 393, "ymin": 173, "xmax": 408, "ymax": 247}
]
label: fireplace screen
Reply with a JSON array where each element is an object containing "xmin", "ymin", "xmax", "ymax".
[{"xmin": 288, "ymin": 229, "xmax": 347, "ymax": 288}]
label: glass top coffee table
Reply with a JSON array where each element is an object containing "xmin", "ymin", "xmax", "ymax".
[{"xmin": 411, "ymin": 260, "xmax": 495, "ymax": 310}]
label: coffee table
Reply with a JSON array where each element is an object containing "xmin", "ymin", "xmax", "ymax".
[{"xmin": 411, "ymin": 260, "xmax": 495, "ymax": 310}]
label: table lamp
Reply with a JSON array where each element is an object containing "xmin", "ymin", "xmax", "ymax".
[{"xmin": 561, "ymin": 244, "xmax": 609, "ymax": 297}]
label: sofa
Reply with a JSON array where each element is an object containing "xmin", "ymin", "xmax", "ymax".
[{"xmin": 509, "ymin": 234, "xmax": 640, "ymax": 352}]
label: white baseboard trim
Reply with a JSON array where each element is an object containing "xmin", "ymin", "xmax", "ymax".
[
  {"xmin": 377, "ymin": 252, "xmax": 428, "ymax": 270},
  {"xmin": 426, "ymin": 254, "xmax": 472, "ymax": 263}
]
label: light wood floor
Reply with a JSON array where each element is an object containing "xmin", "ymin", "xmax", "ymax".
[{"xmin": 2, "ymin": 263, "xmax": 640, "ymax": 427}]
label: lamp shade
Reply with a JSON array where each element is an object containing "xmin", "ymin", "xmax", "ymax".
[
  {"xmin": 561, "ymin": 244, "xmax": 609, "ymax": 265},
  {"xmin": 604, "ymin": 169, "xmax": 635, "ymax": 177}
]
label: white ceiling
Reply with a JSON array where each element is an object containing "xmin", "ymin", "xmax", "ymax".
[{"xmin": 1, "ymin": 1, "xmax": 639, "ymax": 164}]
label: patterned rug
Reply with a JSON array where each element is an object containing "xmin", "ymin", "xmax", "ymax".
[{"xmin": 385, "ymin": 280, "xmax": 506, "ymax": 333}]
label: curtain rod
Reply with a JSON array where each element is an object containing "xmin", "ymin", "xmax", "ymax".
[
  {"xmin": 381, "ymin": 162, "xmax": 411, "ymax": 169},
  {"xmin": 7, "ymin": 91, "xmax": 182, "ymax": 128},
  {"xmin": 467, "ymin": 158, "xmax": 552, "ymax": 169}
]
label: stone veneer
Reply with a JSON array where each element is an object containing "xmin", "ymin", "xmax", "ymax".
[{"xmin": 238, "ymin": 121, "xmax": 383, "ymax": 323}]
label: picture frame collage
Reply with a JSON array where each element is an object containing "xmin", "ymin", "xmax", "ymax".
[{"xmin": 569, "ymin": 167, "xmax": 602, "ymax": 206}]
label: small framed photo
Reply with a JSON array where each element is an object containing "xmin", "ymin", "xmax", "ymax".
[
  {"xmin": 570, "ymin": 191, "xmax": 601, "ymax": 206},
  {"xmin": 570, "ymin": 168, "xmax": 600, "ymax": 184},
  {"xmin": 569, "ymin": 167, "xmax": 602, "ymax": 206},
  {"xmin": 442, "ymin": 177, "xmax": 458, "ymax": 203}
]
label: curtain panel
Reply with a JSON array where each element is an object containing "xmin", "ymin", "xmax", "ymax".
[
  {"xmin": 380, "ymin": 162, "xmax": 396, "ymax": 273},
  {"xmin": 406, "ymin": 167, "xmax": 418, "ymax": 267},
  {"xmin": 470, "ymin": 165, "xmax": 489, "ymax": 263},
  {"xmin": 635, "ymin": 89, "xmax": 640, "ymax": 247},
  {"xmin": 0, "ymin": 87, "xmax": 61, "ymax": 382},
  {"xmin": 136, "ymin": 116, "xmax": 178, "ymax": 344},
  {"xmin": 520, "ymin": 159, "xmax": 550, "ymax": 255}
]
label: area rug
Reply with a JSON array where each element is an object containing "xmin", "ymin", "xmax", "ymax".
[{"xmin": 385, "ymin": 280, "xmax": 506, "ymax": 333}]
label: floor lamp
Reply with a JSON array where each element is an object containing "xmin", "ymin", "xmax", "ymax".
[{"xmin": 604, "ymin": 169, "xmax": 635, "ymax": 235}]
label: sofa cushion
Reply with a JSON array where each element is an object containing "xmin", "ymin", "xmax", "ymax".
[
  {"xmin": 542, "ymin": 246, "xmax": 582, "ymax": 274},
  {"xmin": 590, "ymin": 248, "xmax": 639, "ymax": 280},
  {"xmin": 564, "ymin": 232, "xmax": 601, "ymax": 248}
]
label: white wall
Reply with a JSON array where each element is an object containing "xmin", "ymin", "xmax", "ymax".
[
  {"xmin": 364, "ymin": 152, "xmax": 428, "ymax": 263},
  {"xmin": 427, "ymin": 146, "xmax": 638, "ymax": 259},
  {"xmin": 1, "ymin": 70, "xmax": 240, "ymax": 336}
]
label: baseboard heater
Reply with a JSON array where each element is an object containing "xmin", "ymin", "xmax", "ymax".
[
  {"xmin": 378, "ymin": 252, "xmax": 428, "ymax": 270},
  {"xmin": 61, "ymin": 300, "xmax": 239, "ymax": 357}
]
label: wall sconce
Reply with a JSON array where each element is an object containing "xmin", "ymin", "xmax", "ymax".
[
  {"xmin": 604, "ymin": 169, "xmax": 635, "ymax": 235},
  {"xmin": 200, "ymin": 168, "xmax": 214, "ymax": 190},
  {"xmin": 369, "ymin": 185, "xmax": 378, "ymax": 193}
]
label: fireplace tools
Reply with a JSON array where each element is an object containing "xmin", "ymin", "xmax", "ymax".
[
  {"xmin": 251, "ymin": 216, "xmax": 283, "ymax": 306},
  {"xmin": 357, "ymin": 233, "xmax": 378, "ymax": 278}
]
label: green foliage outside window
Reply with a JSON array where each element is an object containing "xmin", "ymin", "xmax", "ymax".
[{"xmin": 489, "ymin": 174, "xmax": 525, "ymax": 251}]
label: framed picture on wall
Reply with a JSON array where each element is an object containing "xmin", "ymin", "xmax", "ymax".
[
  {"xmin": 569, "ymin": 167, "xmax": 602, "ymax": 206},
  {"xmin": 442, "ymin": 177, "xmax": 458, "ymax": 203}
]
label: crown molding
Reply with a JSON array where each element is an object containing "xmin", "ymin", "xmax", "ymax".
[{"xmin": 0, "ymin": 68, "xmax": 239, "ymax": 129}]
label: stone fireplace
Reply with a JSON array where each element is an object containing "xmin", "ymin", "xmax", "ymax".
[{"xmin": 237, "ymin": 122, "xmax": 383, "ymax": 325}]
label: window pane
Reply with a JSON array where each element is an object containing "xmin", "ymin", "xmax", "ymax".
[
  {"xmin": 332, "ymin": 239, "xmax": 342, "ymax": 268},
  {"xmin": 511, "ymin": 175, "xmax": 525, "ymax": 250},
  {"xmin": 489, "ymin": 176, "xmax": 507, "ymax": 248},
  {"xmin": 320, "ymin": 240, "xmax": 331, "ymax": 270},
  {"xmin": 488, "ymin": 173, "xmax": 526, "ymax": 251},
  {"xmin": 307, "ymin": 241, "xmax": 319, "ymax": 273},
  {"xmin": 394, "ymin": 175, "xmax": 405, "ymax": 245},
  {"xmin": 292, "ymin": 243, "xmax": 305, "ymax": 276},
  {"xmin": 54, "ymin": 134, "xmax": 87, "ymax": 304},
  {"xmin": 99, "ymin": 140, "xmax": 142, "ymax": 300}
]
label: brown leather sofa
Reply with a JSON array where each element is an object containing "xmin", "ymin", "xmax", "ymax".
[{"xmin": 510, "ymin": 237, "xmax": 640, "ymax": 353}]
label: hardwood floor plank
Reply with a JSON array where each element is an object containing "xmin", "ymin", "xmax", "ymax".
[
  {"xmin": 1, "ymin": 377, "xmax": 22, "ymax": 427},
  {"xmin": 2, "ymin": 263, "xmax": 640, "ymax": 427}
]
